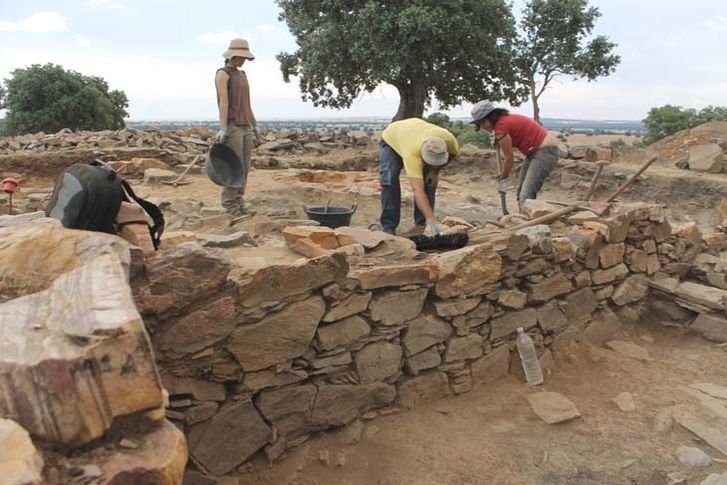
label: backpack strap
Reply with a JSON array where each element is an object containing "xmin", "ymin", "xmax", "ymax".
[{"xmin": 120, "ymin": 179, "xmax": 165, "ymax": 250}]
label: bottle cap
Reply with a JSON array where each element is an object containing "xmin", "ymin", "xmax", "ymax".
[{"xmin": 516, "ymin": 327, "xmax": 524, "ymax": 333}]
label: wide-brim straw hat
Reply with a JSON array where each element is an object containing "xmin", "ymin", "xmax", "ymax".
[
  {"xmin": 223, "ymin": 38, "xmax": 255, "ymax": 60},
  {"xmin": 421, "ymin": 137, "xmax": 449, "ymax": 166}
]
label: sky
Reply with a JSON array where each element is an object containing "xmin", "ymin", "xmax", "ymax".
[{"xmin": 1, "ymin": 0, "xmax": 726, "ymax": 121}]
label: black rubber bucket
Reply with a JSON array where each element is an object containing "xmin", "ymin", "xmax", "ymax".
[
  {"xmin": 304, "ymin": 203, "xmax": 357, "ymax": 229},
  {"xmin": 205, "ymin": 142, "xmax": 244, "ymax": 188}
]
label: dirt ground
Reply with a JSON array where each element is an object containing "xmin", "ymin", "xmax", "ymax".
[{"xmin": 231, "ymin": 324, "xmax": 727, "ymax": 485}]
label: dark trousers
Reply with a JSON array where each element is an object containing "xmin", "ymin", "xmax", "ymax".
[{"xmin": 379, "ymin": 141, "xmax": 436, "ymax": 233}]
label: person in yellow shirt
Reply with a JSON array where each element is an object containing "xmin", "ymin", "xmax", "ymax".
[{"xmin": 379, "ymin": 118, "xmax": 459, "ymax": 235}]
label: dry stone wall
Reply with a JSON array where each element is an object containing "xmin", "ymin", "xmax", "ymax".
[{"xmin": 126, "ymin": 202, "xmax": 725, "ymax": 480}]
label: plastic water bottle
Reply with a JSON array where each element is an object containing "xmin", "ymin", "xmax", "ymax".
[{"xmin": 516, "ymin": 327, "xmax": 544, "ymax": 385}]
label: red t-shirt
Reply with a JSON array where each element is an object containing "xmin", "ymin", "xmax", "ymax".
[{"xmin": 494, "ymin": 114, "xmax": 547, "ymax": 156}]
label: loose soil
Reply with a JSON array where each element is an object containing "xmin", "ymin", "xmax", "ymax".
[{"xmin": 236, "ymin": 325, "xmax": 727, "ymax": 485}]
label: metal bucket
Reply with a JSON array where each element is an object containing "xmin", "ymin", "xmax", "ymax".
[{"xmin": 304, "ymin": 202, "xmax": 357, "ymax": 229}]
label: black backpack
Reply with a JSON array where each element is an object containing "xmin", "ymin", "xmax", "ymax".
[{"xmin": 46, "ymin": 160, "xmax": 165, "ymax": 249}]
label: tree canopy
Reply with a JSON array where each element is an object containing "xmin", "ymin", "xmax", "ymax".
[
  {"xmin": 643, "ymin": 104, "xmax": 727, "ymax": 144},
  {"xmin": 2, "ymin": 63, "xmax": 128, "ymax": 135},
  {"xmin": 514, "ymin": 0, "xmax": 620, "ymax": 123},
  {"xmin": 276, "ymin": 0, "xmax": 527, "ymax": 121}
]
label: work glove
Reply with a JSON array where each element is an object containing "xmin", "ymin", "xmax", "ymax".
[
  {"xmin": 215, "ymin": 126, "xmax": 229, "ymax": 143},
  {"xmin": 496, "ymin": 177, "xmax": 509, "ymax": 194},
  {"xmin": 425, "ymin": 218, "xmax": 443, "ymax": 237},
  {"xmin": 253, "ymin": 126, "xmax": 261, "ymax": 143}
]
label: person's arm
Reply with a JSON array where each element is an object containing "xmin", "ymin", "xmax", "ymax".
[
  {"xmin": 409, "ymin": 177, "xmax": 436, "ymax": 220},
  {"xmin": 215, "ymin": 70, "xmax": 229, "ymax": 128},
  {"xmin": 498, "ymin": 134, "xmax": 515, "ymax": 178}
]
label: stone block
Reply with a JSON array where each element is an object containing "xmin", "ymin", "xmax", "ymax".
[
  {"xmin": 236, "ymin": 253, "xmax": 347, "ymax": 307},
  {"xmin": 498, "ymin": 289, "xmax": 527, "ymax": 310},
  {"xmin": 352, "ymin": 263, "xmax": 437, "ymax": 290},
  {"xmin": 355, "ymin": 342, "xmax": 403, "ymax": 383},
  {"xmin": 283, "ymin": 225, "xmax": 339, "ymax": 249},
  {"xmin": 242, "ymin": 369, "xmax": 308, "ymax": 392},
  {"xmin": 675, "ymin": 282, "xmax": 727, "ymax": 311},
  {"xmin": 434, "ymin": 296, "xmax": 482, "ymax": 317},
  {"xmin": 537, "ymin": 301, "xmax": 568, "ymax": 333},
  {"xmin": 562, "ymin": 287, "xmax": 597, "ymax": 324},
  {"xmin": 612, "ymin": 274, "xmax": 650, "ymax": 306},
  {"xmin": 405, "ymin": 347, "xmax": 442, "ymax": 375},
  {"xmin": 592, "ymin": 263, "xmax": 629, "ymax": 285},
  {"xmin": 691, "ymin": 314, "xmax": 727, "ymax": 342},
  {"xmin": 398, "ymin": 372, "xmax": 450, "ymax": 409},
  {"xmin": 317, "ymin": 315, "xmax": 371, "ymax": 351},
  {"xmin": 491, "ymin": 308, "xmax": 538, "ymax": 340},
  {"xmin": 0, "ymin": 255, "xmax": 163, "ymax": 447},
  {"xmin": 582, "ymin": 309, "xmax": 622, "ymax": 346},
  {"xmin": 160, "ymin": 373, "xmax": 226, "ymax": 402},
  {"xmin": 444, "ymin": 334, "xmax": 483, "ymax": 362},
  {"xmin": 0, "ymin": 419, "xmax": 44, "ymax": 485},
  {"xmin": 672, "ymin": 222, "xmax": 703, "ymax": 245},
  {"xmin": 526, "ymin": 273, "xmax": 573, "ymax": 303},
  {"xmin": 323, "ymin": 291, "xmax": 372, "ymax": 322},
  {"xmin": 434, "ymin": 244, "xmax": 502, "ymax": 298},
  {"xmin": 370, "ymin": 288, "xmax": 428, "ymax": 325},
  {"xmin": 689, "ymin": 143, "xmax": 724, "ymax": 173},
  {"xmin": 402, "ymin": 315, "xmax": 453, "ymax": 355},
  {"xmin": 470, "ymin": 346, "xmax": 510, "ymax": 385},
  {"xmin": 552, "ymin": 237, "xmax": 575, "ymax": 262},
  {"xmin": 289, "ymin": 238, "xmax": 332, "ymax": 258},
  {"xmin": 155, "ymin": 296, "xmax": 236, "ymax": 356},
  {"xmin": 718, "ymin": 199, "xmax": 727, "ymax": 229},
  {"xmin": 521, "ymin": 200, "xmax": 560, "ymax": 219},
  {"xmin": 311, "ymin": 383, "xmax": 396, "ymax": 428},
  {"xmin": 188, "ymin": 400, "xmax": 271, "ymax": 475},
  {"xmin": 227, "ymin": 296, "xmax": 325, "ymax": 371},
  {"xmin": 626, "ymin": 249, "xmax": 649, "ymax": 273},
  {"xmin": 256, "ymin": 385, "xmax": 317, "ymax": 435},
  {"xmin": 600, "ymin": 243, "xmax": 625, "ymax": 268},
  {"xmin": 143, "ymin": 168, "xmax": 177, "ymax": 185}
]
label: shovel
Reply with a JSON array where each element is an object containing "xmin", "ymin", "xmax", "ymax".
[{"xmin": 494, "ymin": 140, "xmax": 509, "ymax": 216}]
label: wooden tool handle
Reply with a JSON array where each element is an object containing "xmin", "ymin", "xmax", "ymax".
[{"xmin": 603, "ymin": 155, "xmax": 658, "ymax": 203}]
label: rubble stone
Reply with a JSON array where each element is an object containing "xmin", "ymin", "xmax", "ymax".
[
  {"xmin": 491, "ymin": 308, "xmax": 538, "ymax": 339},
  {"xmin": 370, "ymin": 288, "xmax": 428, "ymax": 325},
  {"xmin": 582, "ymin": 309, "xmax": 622, "ymax": 345},
  {"xmin": 444, "ymin": 334, "xmax": 484, "ymax": 362},
  {"xmin": 256, "ymin": 385, "xmax": 317, "ymax": 435},
  {"xmin": 355, "ymin": 342, "xmax": 403, "ymax": 383},
  {"xmin": 612, "ymin": 275, "xmax": 650, "ymax": 306},
  {"xmin": 402, "ymin": 315, "xmax": 453, "ymax": 355},
  {"xmin": 434, "ymin": 244, "xmax": 502, "ymax": 298},
  {"xmin": 156, "ymin": 296, "xmax": 236, "ymax": 355},
  {"xmin": 498, "ymin": 289, "xmax": 528, "ymax": 310},
  {"xmin": 0, "ymin": 419, "xmax": 44, "ymax": 485},
  {"xmin": 353, "ymin": 264, "xmax": 437, "ymax": 290},
  {"xmin": 405, "ymin": 347, "xmax": 442, "ymax": 375},
  {"xmin": 434, "ymin": 296, "xmax": 482, "ymax": 317},
  {"xmin": 689, "ymin": 143, "xmax": 724, "ymax": 173},
  {"xmin": 471, "ymin": 346, "xmax": 511, "ymax": 384},
  {"xmin": 675, "ymin": 282, "xmax": 727, "ymax": 311},
  {"xmin": 537, "ymin": 301, "xmax": 569, "ymax": 333},
  {"xmin": 398, "ymin": 372, "xmax": 450, "ymax": 409},
  {"xmin": 323, "ymin": 292, "xmax": 372, "ymax": 322},
  {"xmin": 691, "ymin": 314, "xmax": 727, "ymax": 342},
  {"xmin": 600, "ymin": 243, "xmax": 625, "ymax": 268},
  {"xmin": 527, "ymin": 273, "xmax": 573, "ymax": 303},
  {"xmin": 592, "ymin": 263, "xmax": 629, "ymax": 285},
  {"xmin": 311, "ymin": 383, "xmax": 396, "ymax": 428},
  {"xmin": 317, "ymin": 316, "xmax": 371, "ymax": 350}
]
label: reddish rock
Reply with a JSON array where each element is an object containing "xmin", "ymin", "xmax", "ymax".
[
  {"xmin": 352, "ymin": 263, "xmax": 437, "ymax": 290},
  {"xmin": 434, "ymin": 244, "xmax": 502, "ymax": 298}
]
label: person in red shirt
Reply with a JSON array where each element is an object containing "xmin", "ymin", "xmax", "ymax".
[{"xmin": 469, "ymin": 101, "xmax": 559, "ymax": 209}]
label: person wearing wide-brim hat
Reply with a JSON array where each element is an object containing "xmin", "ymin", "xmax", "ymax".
[
  {"xmin": 469, "ymin": 101, "xmax": 559, "ymax": 209},
  {"xmin": 214, "ymin": 38, "xmax": 258, "ymax": 216},
  {"xmin": 378, "ymin": 118, "xmax": 459, "ymax": 236}
]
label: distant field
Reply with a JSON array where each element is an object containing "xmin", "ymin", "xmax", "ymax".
[{"xmin": 558, "ymin": 133, "xmax": 643, "ymax": 147}]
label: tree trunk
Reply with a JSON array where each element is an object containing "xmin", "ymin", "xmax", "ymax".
[
  {"xmin": 392, "ymin": 81, "xmax": 428, "ymax": 121},
  {"xmin": 530, "ymin": 77, "xmax": 541, "ymax": 125}
]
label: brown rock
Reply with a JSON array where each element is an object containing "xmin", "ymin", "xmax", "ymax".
[
  {"xmin": 606, "ymin": 340, "xmax": 651, "ymax": 361},
  {"xmin": 290, "ymin": 238, "xmax": 332, "ymax": 258},
  {"xmin": 626, "ymin": 249, "xmax": 649, "ymax": 273},
  {"xmin": 471, "ymin": 346, "xmax": 511, "ymax": 385},
  {"xmin": 402, "ymin": 314, "xmax": 453, "ymax": 355},
  {"xmin": 0, "ymin": 418, "xmax": 44, "ymax": 485},
  {"xmin": 537, "ymin": 301, "xmax": 568, "ymax": 333},
  {"xmin": 527, "ymin": 392, "xmax": 581, "ymax": 424},
  {"xmin": 599, "ymin": 243, "xmax": 625, "ymax": 268},
  {"xmin": 562, "ymin": 287, "xmax": 597, "ymax": 324},
  {"xmin": 156, "ymin": 297, "xmax": 236, "ymax": 355},
  {"xmin": 718, "ymin": 199, "xmax": 727, "ymax": 229},
  {"xmin": 136, "ymin": 243, "xmax": 229, "ymax": 315},
  {"xmin": 434, "ymin": 296, "xmax": 482, "ymax": 317},
  {"xmin": 582, "ymin": 309, "xmax": 622, "ymax": 345},
  {"xmin": 498, "ymin": 289, "xmax": 528, "ymax": 310},
  {"xmin": 355, "ymin": 342, "xmax": 403, "ymax": 383},
  {"xmin": 434, "ymin": 244, "xmax": 502, "ymax": 298},
  {"xmin": 444, "ymin": 334, "xmax": 483, "ymax": 362},
  {"xmin": 521, "ymin": 200, "xmax": 560, "ymax": 219},
  {"xmin": 227, "ymin": 296, "xmax": 326, "ymax": 371},
  {"xmin": 398, "ymin": 372, "xmax": 450, "ymax": 409},
  {"xmin": 675, "ymin": 282, "xmax": 727, "ymax": 311},
  {"xmin": 323, "ymin": 292, "xmax": 372, "ymax": 322},
  {"xmin": 352, "ymin": 263, "xmax": 437, "ymax": 290},
  {"xmin": 317, "ymin": 316, "xmax": 371, "ymax": 351},
  {"xmin": 552, "ymin": 237, "xmax": 575, "ymax": 262},
  {"xmin": 672, "ymin": 222, "xmax": 703, "ymax": 245},
  {"xmin": 370, "ymin": 288, "xmax": 428, "ymax": 325},
  {"xmin": 158, "ymin": 230, "xmax": 199, "ymax": 250},
  {"xmin": 0, "ymin": 255, "xmax": 163, "ymax": 447},
  {"xmin": 526, "ymin": 273, "xmax": 573, "ymax": 303},
  {"xmin": 188, "ymin": 400, "xmax": 271, "ymax": 475},
  {"xmin": 691, "ymin": 313, "xmax": 727, "ymax": 342},
  {"xmin": 612, "ymin": 274, "xmax": 649, "ymax": 306},
  {"xmin": 592, "ymin": 263, "xmax": 629, "ymax": 285},
  {"xmin": 237, "ymin": 253, "xmax": 347, "ymax": 307},
  {"xmin": 405, "ymin": 346, "xmax": 442, "ymax": 375},
  {"xmin": 688, "ymin": 143, "xmax": 724, "ymax": 173},
  {"xmin": 185, "ymin": 402, "xmax": 219, "ymax": 425},
  {"xmin": 311, "ymin": 383, "xmax": 396, "ymax": 428},
  {"xmin": 160, "ymin": 373, "xmax": 226, "ymax": 401},
  {"xmin": 256, "ymin": 385, "xmax": 317, "ymax": 435},
  {"xmin": 491, "ymin": 308, "xmax": 538, "ymax": 340},
  {"xmin": 242, "ymin": 369, "xmax": 308, "ymax": 392},
  {"xmin": 283, "ymin": 225, "xmax": 340, "ymax": 249}
]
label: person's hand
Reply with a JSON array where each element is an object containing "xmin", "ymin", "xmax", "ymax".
[
  {"xmin": 425, "ymin": 218, "xmax": 443, "ymax": 237},
  {"xmin": 425, "ymin": 170, "xmax": 439, "ymax": 188},
  {"xmin": 253, "ymin": 126, "xmax": 261, "ymax": 143},
  {"xmin": 496, "ymin": 177, "xmax": 509, "ymax": 193},
  {"xmin": 215, "ymin": 126, "xmax": 229, "ymax": 143}
]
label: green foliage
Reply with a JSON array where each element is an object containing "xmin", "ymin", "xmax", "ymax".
[
  {"xmin": 425, "ymin": 112, "xmax": 451, "ymax": 128},
  {"xmin": 642, "ymin": 104, "xmax": 727, "ymax": 144},
  {"xmin": 276, "ymin": 0, "xmax": 527, "ymax": 120},
  {"xmin": 0, "ymin": 84, "xmax": 5, "ymax": 110},
  {"xmin": 2, "ymin": 63, "xmax": 128, "ymax": 135},
  {"xmin": 514, "ymin": 0, "xmax": 620, "ymax": 122},
  {"xmin": 609, "ymin": 138, "xmax": 627, "ymax": 149},
  {"xmin": 557, "ymin": 133, "xmax": 567, "ymax": 142},
  {"xmin": 449, "ymin": 121, "xmax": 492, "ymax": 148}
]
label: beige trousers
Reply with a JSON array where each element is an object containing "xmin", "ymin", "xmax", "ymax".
[{"xmin": 221, "ymin": 125, "xmax": 252, "ymax": 210}]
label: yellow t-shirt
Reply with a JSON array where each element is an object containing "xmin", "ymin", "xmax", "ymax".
[{"xmin": 381, "ymin": 118, "xmax": 459, "ymax": 178}]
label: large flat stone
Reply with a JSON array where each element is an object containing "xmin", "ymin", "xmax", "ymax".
[
  {"xmin": 0, "ymin": 419, "xmax": 44, "ymax": 485},
  {"xmin": 370, "ymin": 288, "xmax": 428, "ymax": 325},
  {"xmin": 527, "ymin": 392, "xmax": 581, "ymax": 424},
  {"xmin": 676, "ymin": 282, "xmax": 727, "ymax": 311},
  {"xmin": 691, "ymin": 313, "xmax": 727, "ymax": 343},
  {"xmin": 444, "ymin": 334, "xmax": 483, "ymax": 362},
  {"xmin": 405, "ymin": 346, "xmax": 442, "ymax": 375},
  {"xmin": 612, "ymin": 274, "xmax": 649, "ymax": 306},
  {"xmin": 689, "ymin": 143, "xmax": 724, "ymax": 173},
  {"xmin": 323, "ymin": 292, "xmax": 372, "ymax": 322},
  {"xmin": 592, "ymin": 263, "xmax": 629, "ymax": 285},
  {"xmin": 537, "ymin": 301, "xmax": 568, "ymax": 333},
  {"xmin": 471, "ymin": 346, "xmax": 511, "ymax": 385},
  {"xmin": 582, "ymin": 309, "xmax": 622, "ymax": 346},
  {"xmin": 491, "ymin": 308, "xmax": 538, "ymax": 340},
  {"xmin": 227, "ymin": 296, "xmax": 325, "ymax": 371},
  {"xmin": 355, "ymin": 342, "xmax": 403, "ymax": 383},
  {"xmin": 256, "ymin": 385, "xmax": 317, "ymax": 435},
  {"xmin": 352, "ymin": 263, "xmax": 437, "ymax": 290},
  {"xmin": 155, "ymin": 296, "xmax": 236, "ymax": 355},
  {"xmin": 434, "ymin": 296, "xmax": 482, "ymax": 317},
  {"xmin": 188, "ymin": 400, "xmax": 271, "ymax": 475},
  {"xmin": 434, "ymin": 244, "xmax": 502, "ymax": 298},
  {"xmin": 402, "ymin": 314, "xmax": 453, "ymax": 355},
  {"xmin": 311, "ymin": 383, "xmax": 396, "ymax": 428},
  {"xmin": 526, "ymin": 273, "xmax": 573, "ymax": 303},
  {"xmin": 0, "ymin": 255, "xmax": 163, "ymax": 447},
  {"xmin": 236, "ymin": 253, "xmax": 347, "ymax": 307},
  {"xmin": 562, "ymin": 287, "xmax": 597, "ymax": 324},
  {"xmin": 398, "ymin": 372, "xmax": 451, "ymax": 409},
  {"xmin": 317, "ymin": 315, "xmax": 371, "ymax": 350}
]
